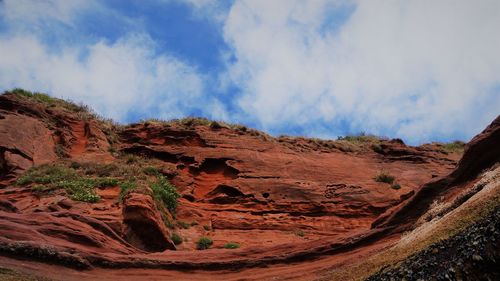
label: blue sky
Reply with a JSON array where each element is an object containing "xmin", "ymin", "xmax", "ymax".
[{"xmin": 0, "ymin": 0, "xmax": 499, "ymax": 145}]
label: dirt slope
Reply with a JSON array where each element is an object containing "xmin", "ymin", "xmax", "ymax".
[{"xmin": 0, "ymin": 91, "xmax": 497, "ymax": 280}]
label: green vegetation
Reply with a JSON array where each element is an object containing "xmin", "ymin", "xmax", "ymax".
[
  {"xmin": 337, "ymin": 132, "xmax": 384, "ymax": 143},
  {"xmin": 391, "ymin": 183, "xmax": 402, "ymax": 190},
  {"xmin": 137, "ymin": 117, "xmax": 271, "ymax": 140},
  {"xmin": 295, "ymin": 230, "xmax": 305, "ymax": 237},
  {"xmin": 7, "ymin": 88, "xmax": 90, "ymax": 113},
  {"xmin": 119, "ymin": 181, "xmax": 137, "ymax": 201},
  {"xmin": 15, "ymin": 164, "xmax": 116, "ymax": 203},
  {"xmin": 178, "ymin": 221, "xmax": 191, "ymax": 229},
  {"xmin": 5, "ymin": 89, "xmax": 120, "ymax": 145},
  {"xmin": 125, "ymin": 154, "xmax": 141, "ymax": 164},
  {"xmin": 150, "ymin": 175, "xmax": 180, "ymax": 212},
  {"xmin": 277, "ymin": 132, "xmax": 387, "ymax": 153},
  {"xmin": 196, "ymin": 236, "xmax": 213, "ymax": 250},
  {"xmin": 71, "ymin": 160, "xmax": 146, "ymax": 181},
  {"xmin": 162, "ymin": 215, "xmax": 175, "ymax": 229},
  {"xmin": 142, "ymin": 166, "xmax": 160, "ymax": 176},
  {"xmin": 171, "ymin": 233, "xmax": 183, "ymax": 245},
  {"xmin": 371, "ymin": 144, "xmax": 384, "ymax": 153},
  {"xmin": 374, "ymin": 171, "xmax": 396, "ymax": 184},
  {"xmin": 440, "ymin": 140, "xmax": 466, "ymax": 153},
  {"xmin": 223, "ymin": 242, "xmax": 240, "ymax": 249},
  {"xmin": 16, "ymin": 161, "xmax": 181, "ymax": 230},
  {"xmin": 203, "ymin": 225, "xmax": 211, "ymax": 231}
]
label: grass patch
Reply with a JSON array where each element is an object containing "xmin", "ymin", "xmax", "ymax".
[
  {"xmin": 119, "ymin": 181, "xmax": 137, "ymax": 201},
  {"xmin": 15, "ymin": 164, "xmax": 113, "ymax": 203},
  {"xmin": 196, "ymin": 236, "xmax": 213, "ymax": 250},
  {"xmin": 224, "ymin": 242, "xmax": 240, "ymax": 249},
  {"xmin": 337, "ymin": 133, "xmax": 384, "ymax": 143},
  {"xmin": 6, "ymin": 88, "xmax": 94, "ymax": 115},
  {"xmin": 374, "ymin": 171, "xmax": 396, "ymax": 184},
  {"xmin": 71, "ymin": 160, "xmax": 147, "ymax": 181},
  {"xmin": 136, "ymin": 117, "xmax": 271, "ymax": 140},
  {"xmin": 150, "ymin": 175, "xmax": 180, "ymax": 213},
  {"xmin": 440, "ymin": 140, "xmax": 466, "ymax": 153},
  {"xmin": 391, "ymin": 184, "xmax": 402, "ymax": 190},
  {"xmin": 143, "ymin": 166, "xmax": 160, "ymax": 176},
  {"xmin": 171, "ymin": 233, "xmax": 183, "ymax": 245}
]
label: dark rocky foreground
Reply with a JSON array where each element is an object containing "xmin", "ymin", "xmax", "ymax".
[{"xmin": 366, "ymin": 206, "xmax": 500, "ymax": 281}]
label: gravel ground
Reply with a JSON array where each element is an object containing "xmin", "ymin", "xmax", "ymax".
[{"xmin": 366, "ymin": 206, "xmax": 500, "ymax": 281}]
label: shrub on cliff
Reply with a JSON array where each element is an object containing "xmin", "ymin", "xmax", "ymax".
[
  {"xmin": 196, "ymin": 236, "xmax": 213, "ymax": 250},
  {"xmin": 374, "ymin": 171, "xmax": 396, "ymax": 184},
  {"xmin": 171, "ymin": 233, "xmax": 183, "ymax": 245},
  {"xmin": 150, "ymin": 175, "xmax": 180, "ymax": 212},
  {"xmin": 441, "ymin": 140, "xmax": 466, "ymax": 153}
]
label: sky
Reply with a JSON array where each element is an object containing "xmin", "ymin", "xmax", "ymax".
[{"xmin": 0, "ymin": 0, "xmax": 499, "ymax": 145}]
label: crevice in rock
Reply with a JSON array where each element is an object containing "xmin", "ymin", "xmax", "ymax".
[
  {"xmin": 190, "ymin": 158, "xmax": 239, "ymax": 179},
  {"xmin": 123, "ymin": 220, "xmax": 171, "ymax": 252},
  {"xmin": 121, "ymin": 146, "xmax": 180, "ymax": 164}
]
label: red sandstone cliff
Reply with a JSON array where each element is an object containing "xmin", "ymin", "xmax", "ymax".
[{"xmin": 0, "ymin": 90, "xmax": 497, "ymax": 280}]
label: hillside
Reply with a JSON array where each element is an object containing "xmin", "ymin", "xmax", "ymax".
[{"xmin": 0, "ymin": 89, "xmax": 498, "ymax": 281}]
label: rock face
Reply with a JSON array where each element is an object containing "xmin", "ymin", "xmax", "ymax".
[
  {"xmin": 373, "ymin": 115, "xmax": 500, "ymax": 230},
  {"xmin": 0, "ymin": 91, "xmax": 498, "ymax": 280},
  {"xmin": 0, "ymin": 112, "xmax": 57, "ymax": 181},
  {"xmin": 367, "ymin": 206, "xmax": 500, "ymax": 281},
  {"xmin": 122, "ymin": 192, "xmax": 176, "ymax": 252}
]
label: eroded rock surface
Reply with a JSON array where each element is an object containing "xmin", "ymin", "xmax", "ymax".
[{"xmin": 0, "ymin": 92, "xmax": 497, "ymax": 281}]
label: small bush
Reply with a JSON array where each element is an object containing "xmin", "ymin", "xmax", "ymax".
[
  {"xmin": 150, "ymin": 175, "xmax": 180, "ymax": 212},
  {"xmin": 391, "ymin": 184, "xmax": 402, "ymax": 190},
  {"xmin": 224, "ymin": 242, "xmax": 240, "ymax": 249},
  {"xmin": 295, "ymin": 230, "xmax": 305, "ymax": 237},
  {"xmin": 126, "ymin": 154, "xmax": 140, "ymax": 164},
  {"xmin": 16, "ymin": 165, "xmax": 79, "ymax": 185},
  {"xmin": 203, "ymin": 225, "xmax": 211, "ymax": 231},
  {"xmin": 171, "ymin": 233, "xmax": 183, "ymax": 245},
  {"xmin": 371, "ymin": 144, "xmax": 384, "ymax": 154},
  {"xmin": 196, "ymin": 236, "xmax": 213, "ymax": 250},
  {"xmin": 441, "ymin": 140, "xmax": 466, "ymax": 153},
  {"xmin": 119, "ymin": 181, "xmax": 137, "ymax": 201},
  {"xmin": 143, "ymin": 166, "xmax": 160, "ymax": 176},
  {"xmin": 94, "ymin": 178, "xmax": 119, "ymax": 188},
  {"xmin": 178, "ymin": 221, "xmax": 191, "ymax": 229},
  {"xmin": 163, "ymin": 217, "xmax": 175, "ymax": 229},
  {"xmin": 374, "ymin": 171, "xmax": 395, "ymax": 184}
]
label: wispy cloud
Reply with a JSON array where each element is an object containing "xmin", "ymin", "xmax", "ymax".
[
  {"xmin": 222, "ymin": 0, "xmax": 500, "ymax": 143},
  {"xmin": 0, "ymin": 0, "xmax": 217, "ymax": 122}
]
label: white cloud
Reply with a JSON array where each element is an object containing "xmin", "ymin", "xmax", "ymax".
[
  {"xmin": 182, "ymin": 0, "xmax": 231, "ymax": 22},
  {"xmin": 223, "ymin": 0, "xmax": 500, "ymax": 143},
  {"xmin": 0, "ymin": 0, "xmax": 94, "ymax": 27},
  {"xmin": 0, "ymin": 0, "xmax": 219, "ymax": 122},
  {"xmin": 0, "ymin": 34, "xmax": 209, "ymax": 122}
]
